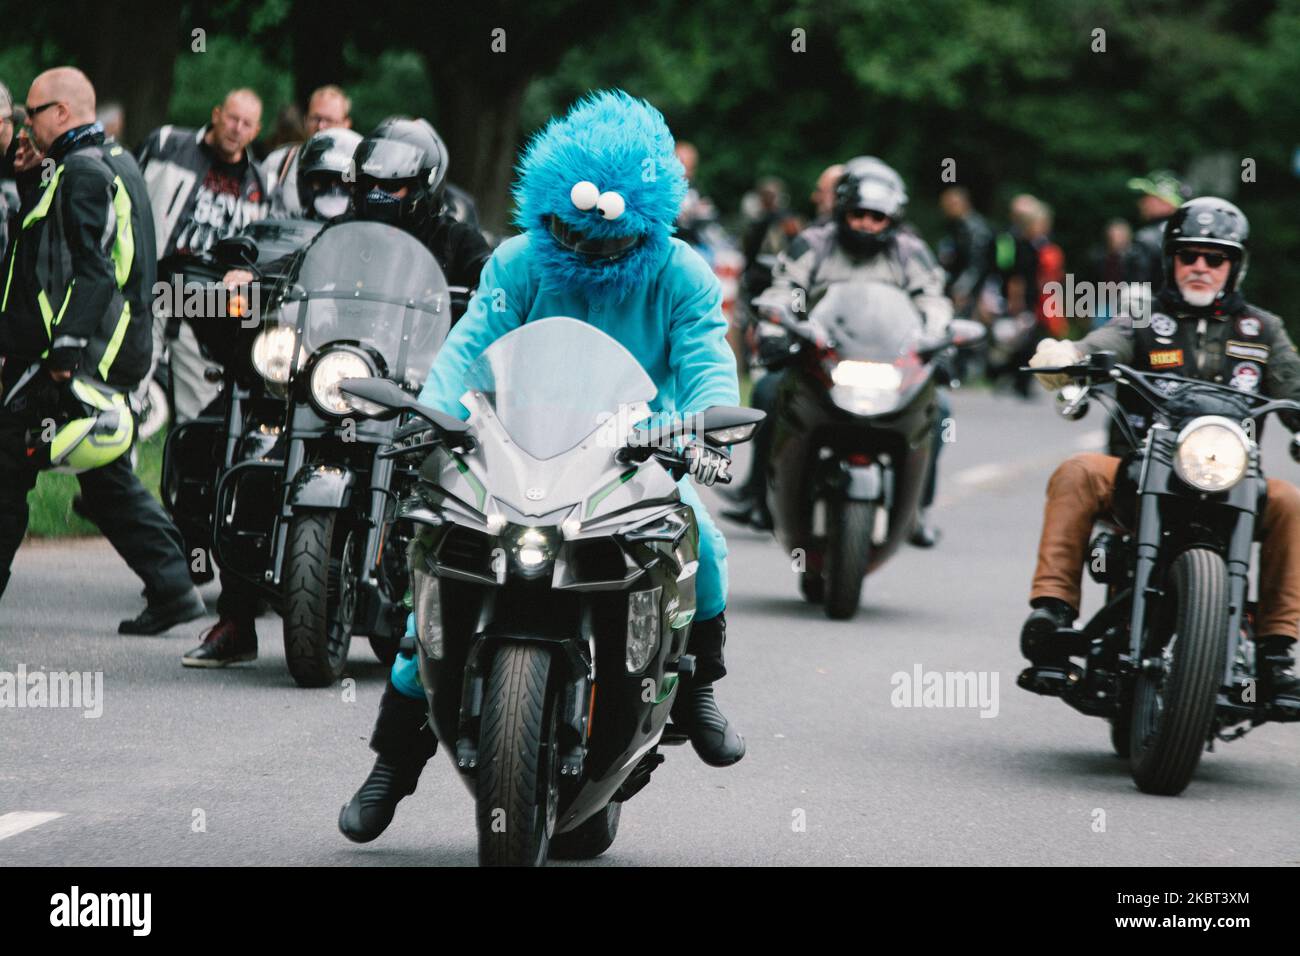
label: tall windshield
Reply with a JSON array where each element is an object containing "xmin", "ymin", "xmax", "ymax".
[
  {"xmin": 275, "ymin": 221, "xmax": 451, "ymax": 390},
  {"xmin": 463, "ymin": 317, "xmax": 657, "ymax": 460},
  {"xmin": 809, "ymin": 281, "xmax": 923, "ymax": 361}
]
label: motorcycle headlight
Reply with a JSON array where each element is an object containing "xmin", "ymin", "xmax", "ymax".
[
  {"xmin": 829, "ymin": 361, "xmax": 904, "ymax": 416},
  {"xmin": 509, "ymin": 526, "xmax": 557, "ymax": 579},
  {"xmin": 310, "ymin": 350, "xmax": 377, "ymax": 416},
  {"xmin": 627, "ymin": 586, "xmax": 662, "ymax": 673},
  {"xmin": 251, "ymin": 325, "xmax": 298, "ymax": 384},
  {"xmin": 1174, "ymin": 416, "xmax": 1250, "ymax": 492}
]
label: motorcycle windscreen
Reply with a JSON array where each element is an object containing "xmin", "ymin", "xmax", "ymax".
[
  {"xmin": 808, "ymin": 280, "xmax": 924, "ymax": 361},
  {"xmin": 282, "ymin": 220, "xmax": 452, "ymax": 390},
  {"xmin": 462, "ymin": 316, "xmax": 657, "ymax": 460}
]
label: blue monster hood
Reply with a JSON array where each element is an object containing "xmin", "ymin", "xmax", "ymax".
[{"xmin": 513, "ymin": 90, "xmax": 687, "ymax": 302}]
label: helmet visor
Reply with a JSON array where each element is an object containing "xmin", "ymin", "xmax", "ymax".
[
  {"xmin": 355, "ymin": 138, "xmax": 434, "ymax": 182},
  {"xmin": 547, "ymin": 216, "xmax": 641, "ymax": 260}
]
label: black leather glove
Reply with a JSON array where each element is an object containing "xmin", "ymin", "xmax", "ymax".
[{"xmin": 684, "ymin": 443, "xmax": 732, "ymax": 486}]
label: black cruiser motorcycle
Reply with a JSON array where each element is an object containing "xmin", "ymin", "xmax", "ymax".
[
  {"xmin": 1019, "ymin": 351, "xmax": 1300, "ymax": 795},
  {"xmin": 162, "ymin": 216, "xmax": 325, "ymax": 587},
  {"xmin": 340, "ymin": 316, "xmax": 763, "ymax": 865},
  {"xmin": 172, "ymin": 220, "xmax": 454, "ymax": 687},
  {"xmin": 758, "ymin": 280, "xmax": 984, "ymax": 619}
]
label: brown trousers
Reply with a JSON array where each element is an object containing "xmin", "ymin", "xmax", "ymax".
[{"xmin": 1031, "ymin": 452, "xmax": 1300, "ymax": 639}]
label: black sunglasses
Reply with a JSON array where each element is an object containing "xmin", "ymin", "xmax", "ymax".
[
  {"xmin": 1176, "ymin": 249, "xmax": 1229, "ymax": 269},
  {"xmin": 23, "ymin": 101, "xmax": 61, "ymax": 121}
]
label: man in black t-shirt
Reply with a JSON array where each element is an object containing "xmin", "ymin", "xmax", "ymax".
[{"xmin": 137, "ymin": 89, "xmax": 269, "ymax": 421}]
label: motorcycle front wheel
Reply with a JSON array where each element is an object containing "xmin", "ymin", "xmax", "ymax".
[
  {"xmin": 1129, "ymin": 548, "xmax": 1228, "ymax": 795},
  {"xmin": 476, "ymin": 644, "xmax": 561, "ymax": 866},
  {"xmin": 823, "ymin": 500, "xmax": 875, "ymax": 620},
  {"xmin": 282, "ymin": 511, "xmax": 358, "ymax": 688}
]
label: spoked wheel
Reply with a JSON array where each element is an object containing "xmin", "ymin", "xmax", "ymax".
[
  {"xmin": 476, "ymin": 644, "xmax": 561, "ymax": 866},
  {"xmin": 1129, "ymin": 548, "xmax": 1228, "ymax": 795},
  {"xmin": 823, "ymin": 500, "xmax": 875, "ymax": 620},
  {"xmin": 282, "ymin": 512, "xmax": 358, "ymax": 687}
]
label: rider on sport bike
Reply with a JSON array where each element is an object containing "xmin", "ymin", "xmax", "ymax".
[
  {"xmin": 181, "ymin": 119, "xmax": 491, "ymax": 667},
  {"xmin": 1023, "ymin": 196, "xmax": 1300, "ymax": 708},
  {"xmin": 338, "ymin": 90, "xmax": 747, "ymax": 846}
]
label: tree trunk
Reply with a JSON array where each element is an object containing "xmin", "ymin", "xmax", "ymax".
[
  {"xmin": 288, "ymin": 0, "xmax": 351, "ymax": 109},
  {"xmin": 68, "ymin": 0, "xmax": 180, "ymax": 150},
  {"xmin": 432, "ymin": 71, "xmax": 529, "ymax": 236}
]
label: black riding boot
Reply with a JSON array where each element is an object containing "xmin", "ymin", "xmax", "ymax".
[
  {"xmin": 1259, "ymin": 636, "xmax": 1300, "ymax": 706},
  {"xmin": 672, "ymin": 612, "xmax": 746, "ymax": 767},
  {"xmin": 338, "ymin": 680, "xmax": 438, "ymax": 843}
]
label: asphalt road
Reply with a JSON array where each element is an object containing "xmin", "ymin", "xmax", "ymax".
[{"xmin": 2, "ymin": 386, "xmax": 1298, "ymax": 866}]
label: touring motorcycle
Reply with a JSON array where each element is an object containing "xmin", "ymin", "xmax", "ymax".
[
  {"xmin": 757, "ymin": 280, "xmax": 984, "ymax": 618},
  {"xmin": 168, "ymin": 219, "xmax": 454, "ymax": 686}
]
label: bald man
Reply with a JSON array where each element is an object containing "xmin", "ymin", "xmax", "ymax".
[
  {"xmin": 263, "ymin": 84, "xmax": 353, "ymax": 217},
  {"xmin": 811, "ymin": 163, "xmax": 845, "ymax": 225},
  {"xmin": 137, "ymin": 87, "xmax": 269, "ymax": 421},
  {"xmin": 0, "ymin": 67, "xmax": 204, "ymax": 631}
]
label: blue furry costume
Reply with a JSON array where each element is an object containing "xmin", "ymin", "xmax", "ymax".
[{"xmin": 390, "ymin": 91, "xmax": 738, "ymax": 699}]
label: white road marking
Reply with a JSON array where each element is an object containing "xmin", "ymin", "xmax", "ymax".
[{"xmin": 0, "ymin": 811, "xmax": 65, "ymax": 842}]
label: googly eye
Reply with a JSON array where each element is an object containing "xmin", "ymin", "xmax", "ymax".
[
  {"xmin": 597, "ymin": 191, "xmax": 625, "ymax": 220},
  {"xmin": 570, "ymin": 180, "xmax": 599, "ymax": 211}
]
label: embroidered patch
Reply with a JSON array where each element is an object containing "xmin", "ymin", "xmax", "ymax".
[
  {"xmin": 1225, "ymin": 340, "xmax": 1270, "ymax": 363},
  {"xmin": 1229, "ymin": 361, "xmax": 1261, "ymax": 392},
  {"xmin": 1237, "ymin": 316, "xmax": 1261, "ymax": 337},
  {"xmin": 1150, "ymin": 314, "xmax": 1178, "ymax": 337},
  {"xmin": 1149, "ymin": 349, "xmax": 1184, "ymax": 367}
]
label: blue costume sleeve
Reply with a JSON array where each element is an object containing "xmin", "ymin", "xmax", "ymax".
[
  {"xmin": 666, "ymin": 243, "xmax": 740, "ymax": 415},
  {"xmin": 418, "ymin": 236, "xmax": 531, "ymax": 419}
]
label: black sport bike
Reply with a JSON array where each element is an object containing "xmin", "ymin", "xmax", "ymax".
[{"xmin": 1019, "ymin": 351, "xmax": 1300, "ymax": 795}]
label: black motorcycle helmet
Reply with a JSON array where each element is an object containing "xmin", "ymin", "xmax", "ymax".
[
  {"xmin": 351, "ymin": 118, "xmax": 449, "ymax": 229},
  {"xmin": 833, "ymin": 156, "xmax": 908, "ymax": 258},
  {"xmin": 1161, "ymin": 196, "xmax": 1250, "ymax": 296},
  {"xmin": 296, "ymin": 127, "xmax": 362, "ymax": 221}
]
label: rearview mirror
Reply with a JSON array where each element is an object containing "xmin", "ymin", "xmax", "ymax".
[
  {"xmin": 700, "ymin": 406, "xmax": 766, "ymax": 446},
  {"xmin": 339, "ymin": 378, "xmax": 473, "ymax": 443}
]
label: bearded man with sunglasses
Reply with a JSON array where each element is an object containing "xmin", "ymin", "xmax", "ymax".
[{"xmin": 1024, "ymin": 197, "xmax": 1300, "ymax": 706}]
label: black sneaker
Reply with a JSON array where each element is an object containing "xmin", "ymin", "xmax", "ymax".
[
  {"xmin": 119, "ymin": 588, "xmax": 207, "ymax": 635},
  {"xmin": 670, "ymin": 682, "xmax": 746, "ymax": 767},
  {"xmin": 181, "ymin": 618, "xmax": 257, "ymax": 667},
  {"xmin": 720, "ymin": 499, "xmax": 774, "ymax": 532}
]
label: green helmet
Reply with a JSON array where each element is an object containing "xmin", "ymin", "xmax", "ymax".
[{"xmin": 33, "ymin": 377, "xmax": 135, "ymax": 473}]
